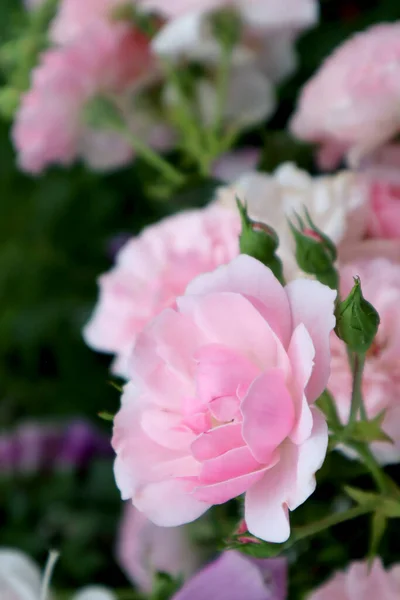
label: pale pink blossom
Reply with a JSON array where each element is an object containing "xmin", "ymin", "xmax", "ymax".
[
  {"xmin": 308, "ymin": 559, "xmax": 400, "ymax": 600},
  {"xmin": 216, "ymin": 162, "xmax": 368, "ymax": 279},
  {"xmin": 50, "ymin": 0, "xmax": 126, "ymax": 45},
  {"xmin": 329, "ymin": 258, "xmax": 400, "ymax": 464},
  {"xmin": 367, "ymin": 182, "xmax": 400, "ymax": 240},
  {"xmin": 290, "ymin": 23, "xmax": 400, "ymax": 169},
  {"xmin": 361, "ymin": 143, "xmax": 400, "ymax": 185},
  {"xmin": 117, "ymin": 504, "xmax": 200, "ymax": 592},
  {"xmin": 335, "ymin": 149, "xmax": 400, "ymax": 263},
  {"xmin": 12, "ymin": 22, "xmax": 158, "ymax": 173},
  {"xmin": 112, "ymin": 255, "xmax": 335, "ymax": 542},
  {"xmin": 84, "ymin": 204, "xmax": 240, "ymax": 378}
]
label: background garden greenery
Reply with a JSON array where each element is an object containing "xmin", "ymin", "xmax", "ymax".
[{"xmin": 1, "ymin": 0, "xmax": 400, "ymax": 597}]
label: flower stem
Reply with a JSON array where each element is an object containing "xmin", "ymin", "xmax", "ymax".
[
  {"xmin": 348, "ymin": 441, "xmax": 389, "ymax": 494},
  {"xmin": 348, "ymin": 353, "xmax": 365, "ymax": 425},
  {"xmin": 161, "ymin": 58, "xmax": 211, "ymax": 176},
  {"xmin": 291, "ymin": 504, "xmax": 376, "ymax": 545},
  {"xmin": 120, "ymin": 129, "xmax": 184, "ymax": 186},
  {"xmin": 40, "ymin": 550, "xmax": 60, "ymax": 600}
]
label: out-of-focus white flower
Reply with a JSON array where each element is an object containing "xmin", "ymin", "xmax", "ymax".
[
  {"xmin": 0, "ymin": 548, "xmax": 116, "ymax": 600},
  {"xmin": 216, "ymin": 162, "xmax": 367, "ymax": 279},
  {"xmin": 151, "ymin": 0, "xmax": 318, "ymax": 128}
]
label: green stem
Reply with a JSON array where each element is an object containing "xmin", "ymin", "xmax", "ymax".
[
  {"xmin": 213, "ymin": 41, "xmax": 231, "ymax": 136},
  {"xmin": 349, "ymin": 353, "xmax": 365, "ymax": 425},
  {"xmin": 161, "ymin": 58, "xmax": 210, "ymax": 175},
  {"xmin": 291, "ymin": 504, "xmax": 376, "ymax": 545},
  {"xmin": 348, "ymin": 441, "xmax": 389, "ymax": 494},
  {"xmin": 121, "ymin": 129, "xmax": 184, "ymax": 186},
  {"xmin": 40, "ymin": 551, "xmax": 60, "ymax": 600}
]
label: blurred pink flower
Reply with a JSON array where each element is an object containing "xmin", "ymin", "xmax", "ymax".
[
  {"xmin": 117, "ymin": 504, "xmax": 200, "ymax": 592},
  {"xmin": 83, "ymin": 204, "xmax": 240, "ymax": 378},
  {"xmin": 50, "ymin": 0, "xmax": 126, "ymax": 45},
  {"xmin": 337, "ymin": 151, "xmax": 400, "ymax": 263},
  {"xmin": 308, "ymin": 559, "xmax": 400, "ymax": 600},
  {"xmin": 367, "ymin": 182, "xmax": 400, "ymax": 240},
  {"xmin": 290, "ymin": 23, "xmax": 400, "ymax": 169},
  {"xmin": 112, "ymin": 255, "xmax": 334, "ymax": 542},
  {"xmin": 12, "ymin": 21, "xmax": 157, "ymax": 173},
  {"xmin": 329, "ymin": 258, "xmax": 400, "ymax": 464},
  {"xmin": 172, "ymin": 551, "xmax": 287, "ymax": 600}
]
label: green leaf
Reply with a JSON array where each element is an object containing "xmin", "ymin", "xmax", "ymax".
[
  {"xmin": 381, "ymin": 498, "xmax": 400, "ymax": 519},
  {"xmin": 350, "ymin": 413, "xmax": 393, "ymax": 444},
  {"xmin": 97, "ymin": 411, "xmax": 115, "ymax": 422},
  {"xmin": 150, "ymin": 572, "xmax": 182, "ymax": 600},
  {"xmin": 369, "ymin": 511, "xmax": 387, "ymax": 565},
  {"xmin": 108, "ymin": 380, "xmax": 123, "ymax": 393},
  {"xmin": 225, "ymin": 537, "xmax": 285, "ymax": 558},
  {"xmin": 317, "ymin": 390, "xmax": 341, "ymax": 431},
  {"xmin": 345, "ymin": 486, "xmax": 400, "ymax": 519}
]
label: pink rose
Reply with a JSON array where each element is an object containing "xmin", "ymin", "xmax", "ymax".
[
  {"xmin": 117, "ymin": 504, "xmax": 201, "ymax": 592},
  {"xmin": 112, "ymin": 255, "xmax": 335, "ymax": 542},
  {"xmin": 367, "ymin": 182, "xmax": 400, "ymax": 240},
  {"xmin": 290, "ymin": 23, "xmax": 400, "ymax": 169},
  {"xmin": 308, "ymin": 559, "xmax": 400, "ymax": 600},
  {"xmin": 12, "ymin": 21, "xmax": 157, "ymax": 173},
  {"xmin": 335, "ymin": 152, "xmax": 400, "ymax": 263},
  {"xmin": 329, "ymin": 258, "xmax": 400, "ymax": 464},
  {"xmin": 50, "ymin": 0, "xmax": 126, "ymax": 46},
  {"xmin": 83, "ymin": 204, "xmax": 240, "ymax": 377}
]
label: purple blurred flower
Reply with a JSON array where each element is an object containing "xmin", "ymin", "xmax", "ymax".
[
  {"xmin": 107, "ymin": 233, "xmax": 132, "ymax": 261},
  {"xmin": 57, "ymin": 420, "xmax": 112, "ymax": 468},
  {"xmin": 172, "ymin": 551, "xmax": 287, "ymax": 600},
  {"xmin": 212, "ymin": 149, "xmax": 261, "ymax": 183},
  {"xmin": 117, "ymin": 504, "xmax": 201, "ymax": 593},
  {"xmin": 0, "ymin": 419, "xmax": 112, "ymax": 476}
]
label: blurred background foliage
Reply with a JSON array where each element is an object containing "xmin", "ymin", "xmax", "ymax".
[{"xmin": 1, "ymin": 0, "xmax": 400, "ymax": 596}]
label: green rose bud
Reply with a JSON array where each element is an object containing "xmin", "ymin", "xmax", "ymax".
[
  {"xmin": 335, "ymin": 277, "xmax": 380, "ymax": 354},
  {"xmin": 236, "ymin": 199, "xmax": 284, "ymax": 284},
  {"xmin": 289, "ymin": 208, "xmax": 338, "ymax": 289}
]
